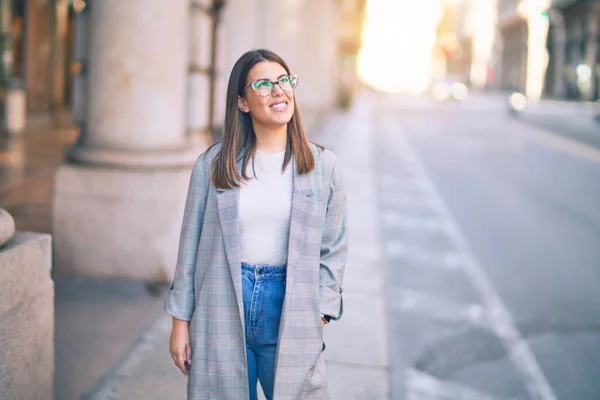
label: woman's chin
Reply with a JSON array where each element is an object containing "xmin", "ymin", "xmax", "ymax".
[{"xmin": 265, "ymin": 115, "xmax": 293, "ymax": 128}]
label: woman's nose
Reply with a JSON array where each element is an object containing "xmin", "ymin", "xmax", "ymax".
[{"xmin": 272, "ymin": 83, "xmax": 284, "ymax": 96}]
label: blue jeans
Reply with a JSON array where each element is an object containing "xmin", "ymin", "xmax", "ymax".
[{"xmin": 241, "ymin": 262, "xmax": 286, "ymax": 400}]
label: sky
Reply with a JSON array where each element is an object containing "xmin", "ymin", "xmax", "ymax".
[{"xmin": 357, "ymin": 0, "xmax": 444, "ymax": 93}]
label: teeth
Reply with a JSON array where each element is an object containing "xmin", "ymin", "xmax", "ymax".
[{"xmin": 271, "ymin": 103, "xmax": 286, "ymax": 109}]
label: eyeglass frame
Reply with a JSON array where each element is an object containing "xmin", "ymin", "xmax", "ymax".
[{"xmin": 244, "ymin": 74, "xmax": 299, "ymax": 97}]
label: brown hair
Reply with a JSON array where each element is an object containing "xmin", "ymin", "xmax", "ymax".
[{"xmin": 211, "ymin": 49, "xmax": 320, "ymax": 189}]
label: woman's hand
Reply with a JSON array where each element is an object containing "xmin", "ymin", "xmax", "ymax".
[
  {"xmin": 321, "ymin": 317, "xmax": 326, "ymax": 328},
  {"xmin": 170, "ymin": 318, "xmax": 192, "ymax": 375}
]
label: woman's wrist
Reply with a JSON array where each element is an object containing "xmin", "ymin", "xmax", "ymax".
[{"xmin": 172, "ymin": 318, "xmax": 190, "ymax": 329}]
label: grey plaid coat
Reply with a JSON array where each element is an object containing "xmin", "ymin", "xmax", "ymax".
[{"xmin": 165, "ymin": 142, "xmax": 348, "ymax": 399}]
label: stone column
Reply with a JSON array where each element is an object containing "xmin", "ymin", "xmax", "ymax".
[
  {"xmin": 53, "ymin": 0, "xmax": 205, "ymax": 282},
  {"xmin": 0, "ymin": 208, "xmax": 54, "ymax": 400},
  {"xmin": 67, "ymin": 0, "xmax": 195, "ymax": 167},
  {"xmin": 296, "ymin": 0, "xmax": 340, "ymax": 132},
  {"xmin": 222, "ymin": 0, "xmax": 261, "ymax": 81}
]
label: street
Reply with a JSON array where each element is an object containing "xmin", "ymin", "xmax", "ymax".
[{"xmin": 376, "ymin": 93, "xmax": 600, "ymax": 399}]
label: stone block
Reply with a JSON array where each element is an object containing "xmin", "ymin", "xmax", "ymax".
[
  {"xmin": 0, "ymin": 208, "xmax": 15, "ymax": 247},
  {"xmin": 0, "ymin": 232, "xmax": 54, "ymax": 400},
  {"xmin": 52, "ymin": 164, "xmax": 192, "ymax": 282},
  {"xmin": 0, "ymin": 232, "xmax": 52, "ymax": 315}
]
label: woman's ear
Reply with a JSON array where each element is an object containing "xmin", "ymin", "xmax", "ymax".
[{"xmin": 238, "ymin": 96, "xmax": 249, "ymax": 113}]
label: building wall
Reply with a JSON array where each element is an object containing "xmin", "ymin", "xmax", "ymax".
[
  {"xmin": 560, "ymin": 0, "xmax": 599, "ymax": 100},
  {"xmin": 15, "ymin": 1, "xmax": 362, "ymax": 129},
  {"xmin": 496, "ymin": 0, "xmax": 530, "ymax": 92}
]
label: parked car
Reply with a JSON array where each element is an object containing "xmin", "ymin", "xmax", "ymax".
[{"xmin": 430, "ymin": 77, "xmax": 469, "ymax": 102}]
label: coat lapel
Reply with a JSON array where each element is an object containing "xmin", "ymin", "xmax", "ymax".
[
  {"xmin": 279, "ymin": 159, "xmax": 315, "ymax": 335},
  {"xmin": 216, "ymin": 158, "xmax": 244, "ymax": 333},
  {"xmin": 287, "ymin": 160, "xmax": 315, "ymax": 271}
]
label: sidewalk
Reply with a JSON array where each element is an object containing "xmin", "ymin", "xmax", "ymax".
[
  {"xmin": 515, "ymin": 97, "xmax": 600, "ymax": 150},
  {"xmin": 0, "ymin": 114, "xmax": 183, "ymax": 400},
  {"xmin": 83, "ymin": 97, "xmax": 390, "ymax": 400}
]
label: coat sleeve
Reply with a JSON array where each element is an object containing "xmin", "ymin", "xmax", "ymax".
[
  {"xmin": 165, "ymin": 158, "xmax": 208, "ymax": 321},
  {"xmin": 319, "ymin": 158, "xmax": 348, "ymax": 320}
]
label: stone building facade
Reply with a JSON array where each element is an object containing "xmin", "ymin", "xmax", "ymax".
[{"xmin": 1, "ymin": 0, "xmax": 365, "ymax": 281}]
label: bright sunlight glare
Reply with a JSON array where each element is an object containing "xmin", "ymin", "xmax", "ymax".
[{"xmin": 357, "ymin": 0, "xmax": 443, "ymax": 93}]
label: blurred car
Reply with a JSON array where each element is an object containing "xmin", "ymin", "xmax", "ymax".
[
  {"xmin": 507, "ymin": 91, "xmax": 527, "ymax": 116},
  {"xmin": 430, "ymin": 77, "xmax": 469, "ymax": 102}
]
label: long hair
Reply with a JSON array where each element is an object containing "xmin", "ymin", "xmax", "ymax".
[{"xmin": 211, "ymin": 49, "xmax": 319, "ymax": 189}]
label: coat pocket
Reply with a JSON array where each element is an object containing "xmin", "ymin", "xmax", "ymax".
[{"xmin": 301, "ymin": 345, "xmax": 329, "ymax": 398}]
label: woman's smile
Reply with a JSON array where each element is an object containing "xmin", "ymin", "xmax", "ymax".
[{"xmin": 269, "ymin": 101, "xmax": 288, "ymax": 112}]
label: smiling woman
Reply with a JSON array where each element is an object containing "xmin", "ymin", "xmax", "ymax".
[{"xmin": 165, "ymin": 49, "xmax": 349, "ymax": 400}]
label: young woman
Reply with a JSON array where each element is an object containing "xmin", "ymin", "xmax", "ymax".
[{"xmin": 165, "ymin": 49, "xmax": 348, "ymax": 400}]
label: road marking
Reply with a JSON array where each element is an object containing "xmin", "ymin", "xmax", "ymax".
[
  {"xmin": 407, "ymin": 369, "xmax": 511, "ymax": 400},
  {"xmin": 379, "ymin": 172, "xmax": 429, "ymax": 192},
  {"xmin": 382, "ymin": 210, "xmax": 451, "ymax": 232},
  {"xmin": 396, "ymin": 288, "xmax": 488, "ymax": 329},
  {"xmin": 393, "ymin": 127, "xmax": 557, "ymax": 400},
  {"xmin": 381, "ymin": 192, "xmax": 431, "ymax": 207},
  {"xmin": 384, "ymin": 240, "xmax": 464, "ymax": 271},
  {"xmin": 384, "ymin": 240, "xmax": 406, "ymax": 257},
  {"xmin": 513, "ymin": 120, "xmax": 600, "ymax": 164}
]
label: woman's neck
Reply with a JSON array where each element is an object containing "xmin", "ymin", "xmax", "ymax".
[{"xmin": 253, "ymin": 124, "xmax": 288, "ymax": 153}]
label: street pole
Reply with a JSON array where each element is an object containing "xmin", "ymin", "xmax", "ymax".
[
  {"xmin": 0, "ymin": 0, "xmax": 25, "ymax": 135},
  {"xmin": 208, "ymin": 0, "xmax": 225, "ymax": 139},
  {"xmin": 585, "ymin": 12, "xmax": 598, "ymax": 101},
  {"xmin": 0, "ymin": 0, "xmax": 13, "ymax": 87},
  {"xmin": 548, "ymin": 8, "xmax": 566, "ymax": 98}
]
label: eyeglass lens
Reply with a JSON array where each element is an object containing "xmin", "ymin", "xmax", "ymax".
[{"xmin": 252, "ymin": 76, "xmax": 296, "ymax": 96}]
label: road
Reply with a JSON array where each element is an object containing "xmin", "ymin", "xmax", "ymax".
[{"xmin": 375, "ymin": 93, "xmax": 600, "ymax": 399}]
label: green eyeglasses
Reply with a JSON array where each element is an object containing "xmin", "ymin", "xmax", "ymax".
[{"xmin": 245, "ymin": 74, "xmax": 298, "ymax": 97}]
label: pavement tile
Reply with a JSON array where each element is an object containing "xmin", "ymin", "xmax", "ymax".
[{"xmin": 54, "ymin": 275, "xmax": 166, "ymax": 400}]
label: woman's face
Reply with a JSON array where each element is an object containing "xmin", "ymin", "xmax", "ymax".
[{"xmin": 238, "ymin": 61, "xmax": 295, "ymax": 130}]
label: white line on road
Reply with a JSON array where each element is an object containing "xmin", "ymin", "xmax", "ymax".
[
  {"xmin": 407, "ymin": 369, "xmax": 512, "ymax": 400},
  {"xmin": 381, "ymin": 193, "xmax": 433, "ymax": 209},
  {"xmin": 380, "ymin": 173, "xmax": 429, "ymax": 191},
  {"xmin": 396, "ymin": 288, "xmax": 488, "ymax": 329},
  {"xmin": 384, "ymin": 240, "xmax": 464, "ymax": 271},
  {"xmin": 382, "ymin": 210, "xmax": 451, "ymax": 232},
  {"xmin": 394, "ymin": 128, "xmax": 557, "ymax": 400}
]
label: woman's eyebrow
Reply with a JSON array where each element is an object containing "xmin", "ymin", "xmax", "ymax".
[{"xmin": 252, "ymin": 74, "xmax": 288, "ymax": 81}]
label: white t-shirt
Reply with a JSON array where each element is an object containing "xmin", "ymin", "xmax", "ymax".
[{"xmin": 239, "ymin": 149, "xmax": 293, "ymax": 266}]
